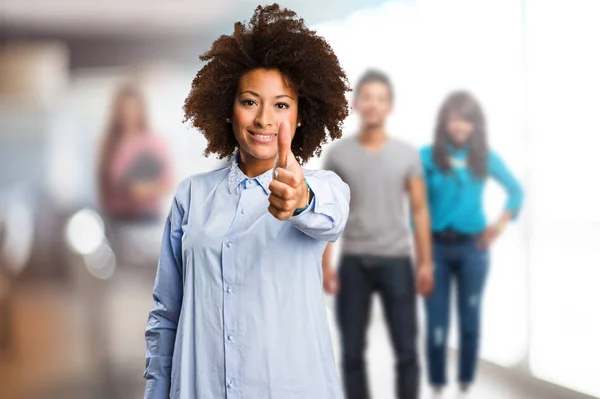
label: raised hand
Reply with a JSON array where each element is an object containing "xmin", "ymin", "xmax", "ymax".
[{"xmin": 268, "ymin": 120, "xmax": 308, "ymax": 220}]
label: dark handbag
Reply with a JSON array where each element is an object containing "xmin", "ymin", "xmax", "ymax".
[{"xmin": 124, "ymin": 150, "xmax": 164, "ymax": 182}]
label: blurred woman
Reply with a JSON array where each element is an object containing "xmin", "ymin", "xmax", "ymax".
[
  {"xmin": 420, "ymin": 91, "xmax": 524, "ymax": 398},
  {"xmin": 97, "ymin": 85, "xmax": 173, "ymax": 222}
]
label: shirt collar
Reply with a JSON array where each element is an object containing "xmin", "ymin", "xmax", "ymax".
[{"xmin": 228, "ymin": 149, "xmax": 273, "ymax": 194}]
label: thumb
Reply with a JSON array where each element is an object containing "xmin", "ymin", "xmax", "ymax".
[{"xmin": 276, "ymin": 120, "xmax": 292, "ymax": 169}]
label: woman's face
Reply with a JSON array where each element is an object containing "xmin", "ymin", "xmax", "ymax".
[
  {"xmin": 232, "ymin": 68, "xmax": 299, "ymax": 162},
  {"xmin": 445, "ymin": 110, "xmax": 474, "ymax": 146}
]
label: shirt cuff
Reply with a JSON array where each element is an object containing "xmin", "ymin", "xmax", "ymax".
[
  {"xmin": 144, "ymin": 378, "xmax": 171, "ymax": 399},
  {"xmin": 505, "ymin": 204, "xmax": 522, "ymax": 221},
  {"xmin": 289, "ymin": 175, "xmax": 336, "ymax": 228}
]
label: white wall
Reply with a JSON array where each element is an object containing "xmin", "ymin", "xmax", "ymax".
[{"xmin": 525, "ymin": 0, "xmax": 600, "ymax": 397}]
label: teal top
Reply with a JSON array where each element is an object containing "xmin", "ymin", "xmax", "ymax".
[{"xmin": 420, "ymin": 144, "xmax": 524, "ymax": 234}]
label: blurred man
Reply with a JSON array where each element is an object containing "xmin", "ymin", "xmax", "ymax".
[{"xmin": 322, "ymin": 70, "xmax": 433, "ymax": 399}]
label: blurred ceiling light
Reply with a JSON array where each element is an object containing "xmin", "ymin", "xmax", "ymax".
[
  {"xmin": 1, "ymin": 201, "xmax": 35, "ymax": 276},
  {"xmin": 0, "ymin": 42, "xmax": 68, "ymax": 109},
  {"xmin": 83, "ymin": 243, "xmax": 116, "ymax": 280},
  {"xmin": 65, "ymin": 209, "xmax": 105, "ymax": 255}
]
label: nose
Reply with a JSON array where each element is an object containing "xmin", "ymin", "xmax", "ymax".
[{"xmin": 254, "ymin": 105, "xmax": 274, "ymax": 128}]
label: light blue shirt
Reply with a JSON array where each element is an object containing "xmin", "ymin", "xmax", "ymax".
[
  {"xmin": 143, "ymin": 154, "xmax": 350, "ymax": 399},
  {"xmin": 420, "ymin": 144, "xmax": 524, "ymax": 234}
]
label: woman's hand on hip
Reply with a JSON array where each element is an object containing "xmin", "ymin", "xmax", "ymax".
[{"xmin": 478, "ymin": 224, "xmax": 501, "ymax": 249}]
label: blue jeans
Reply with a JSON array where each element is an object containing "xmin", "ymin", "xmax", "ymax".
[
  {"xmin": 336, "ymin": 255, "xmax": 419, "ymax": 399},
  {"xmin": 425, "ymin": 239, "xmax": 490, "ymax": 386}
]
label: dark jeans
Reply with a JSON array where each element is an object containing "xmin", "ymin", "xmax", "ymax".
[
  {"xmin": 336, "ymin": 255, "xmax": 419, "ymax": 399},
  {"xmin": 425, "ymin": 238, "xmax": 490, "ymax": 386}
]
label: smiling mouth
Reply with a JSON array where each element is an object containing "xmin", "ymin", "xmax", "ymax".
[{"xmin": 248, "ymin": 130, "xmax": 277, "ymax": 139}]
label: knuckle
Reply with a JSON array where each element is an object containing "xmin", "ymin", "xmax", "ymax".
[
  {"xmin": 284, "ymin": 200, "xmax": 294, "ymax": 211},
  {"xmin": 288, "ymin": 186, "xmax": 296, "ymax": 198}
]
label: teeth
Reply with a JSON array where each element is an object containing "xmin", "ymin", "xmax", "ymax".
[{"xmin": 252, "ymin": 133, "xmax": 274, "ymax": 139}]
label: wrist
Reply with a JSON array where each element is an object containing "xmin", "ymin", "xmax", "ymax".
[
  {"xmin": 495, "ymin": 220, "xmax": 507, "ymax": 233},
  {"xmin": 418, "ymin": 261, "xmax": 433, "ymax": 271},
  {"xmin": 293, "ymin": 179, "xmax": 312, "ymax": 216}
]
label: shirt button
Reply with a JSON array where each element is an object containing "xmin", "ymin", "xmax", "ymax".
[
  {"xmin": 227, "ymin": 287, "xmax": 232, "ymax": 294},
  {"xmin": 227, "ymin": 382, "xmax": 233, "ymax": 389},
  {"xmin": 227, "ymin": 242, "xmax": 232, "ymax": 248},
  {"xmin": 228, "ymin": 335, "xmax": 234, "ymax": 341}
]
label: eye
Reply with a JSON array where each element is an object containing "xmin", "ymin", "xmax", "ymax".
[
  {"xmin": 275, "ymin": 102, "xmax": 290, "ymax": 109},
  {"xmin": 242, "ymin": 99, "xmax": 257, "ymax": 107}
]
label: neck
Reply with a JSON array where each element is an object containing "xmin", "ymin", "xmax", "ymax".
[
  {"xmin": 358, "ymin": 125, "xmax": 387, "ymax": 146},
  {"xmin": 447, "ymin": 139, "xmax": 470, "ymax": 151},
  {"xmin": 122, "ymin": 128, "xmax": 142, "ymax": 140},
  {"xmin": 238, "ymin": 150, "xmax": 275, "ymax": 178}
]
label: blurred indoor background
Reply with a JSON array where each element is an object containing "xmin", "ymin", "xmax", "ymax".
[{"xmin": 0, "ymin": 0, "xmax": 598, "ymax": 398}]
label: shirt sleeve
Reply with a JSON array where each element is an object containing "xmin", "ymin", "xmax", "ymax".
[
  {"xmin": 143, "ymin": 183, "xmax": 186, "ymax": 399},
  {"xmin": 489, "ymin": 151, "xmax": 524, "ymax": 220},
  {"xmin": 406, "ymin": 145, "xmax": 424, "ymax": 178},
  {"xmin": 289, "ymin": 169, "xmax": 350, "ymax": 242}
]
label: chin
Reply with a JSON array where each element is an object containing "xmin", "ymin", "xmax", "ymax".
[
  {"xmin": 364, "ymin": 120, "xmax": 384, "ymax": 129},
  {"xmin": 451, "ymin": 135, "xmax": 470, "ymax": 145},
  {"xmin": 246, "ymin": 144, "xmax": 277, "ymax": 161}
]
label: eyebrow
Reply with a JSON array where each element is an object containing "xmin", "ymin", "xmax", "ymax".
[{"xmin": 239, "ymin": 91, "xmax": 294, "ymax": 100}]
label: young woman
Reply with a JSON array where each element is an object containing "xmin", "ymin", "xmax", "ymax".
[
  {"xmin": 420, "ymin": 91, "xmax": 524, "ymax": 397},
  {"xmin": 143, "ymin": 5, "xmax": 351, "ymax": 398},
  {"xmin": 98, "ymin": 85, "xmax": 173, "ymax": 222}
]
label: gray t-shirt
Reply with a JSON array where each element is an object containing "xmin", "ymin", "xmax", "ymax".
[{"xmin": 324, "ymin": 136, "xmax": 423, "ymax": 257}]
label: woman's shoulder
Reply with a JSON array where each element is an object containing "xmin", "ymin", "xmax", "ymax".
[
  {"xmin": 186, "ymin": 165, "xmax": 230, "ymax": 188},
  {"xmin": 172, "ymin": 165, "xmax": 230, "ymax": 208},
  {"xmin": 418, "ymin": 145, "xmax": 434, "ymax": 164}
]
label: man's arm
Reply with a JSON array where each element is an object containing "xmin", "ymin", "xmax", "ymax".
[
  {"xmin": 322, "ymin": 242, "xmax": 339, "ymax": 294},
  {"xmin": 407, "ymin": 176, "xmax": 434, "ymax": 297},
  {"xmin": 323, "ymin": 242, "xmax": 334, "ymax": 270}
]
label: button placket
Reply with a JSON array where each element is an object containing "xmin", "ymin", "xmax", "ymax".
[{"xmin": 222, "ymin": 188, "xmax": 257, "ymax": 399}]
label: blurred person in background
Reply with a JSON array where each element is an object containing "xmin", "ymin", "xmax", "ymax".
[
  {"xmin": 420, "ymin": 91, "xmax": 524, "ymax": 398},
  {"xmin": 143, "ymin": 4, "xmax": 351, "ymax": 398},
  {"xmin": 97, "ymin": 84, "xmax": 174, "ymax": 223},
  {"xmin": 322, "ymin": 69, "xmax": 434, "ymax": 399}
]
